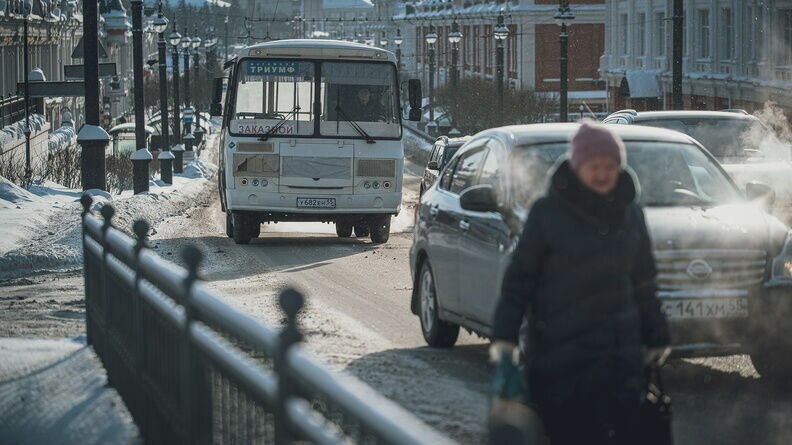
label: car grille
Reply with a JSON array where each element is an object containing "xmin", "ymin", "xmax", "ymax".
[{"xmin": 654, "ymin": 249, "xmax": 767, "ymax": 290}]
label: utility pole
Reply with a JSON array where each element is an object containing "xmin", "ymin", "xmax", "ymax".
[
  {"xmin": 170, "ymin": 23, "xmax": 182, "ymax": 145},
  {"xmin": 79, "ymin": 0, "xmax": 110, "ymax": 190},
  {"xmin": 156, "ymin": 1, "xmax": 169, "ymax": 151},
  {"xmin": 555, "ymin": 1, "xmax": 575, "ymax": 123},
  {"xmin": 224, "ymin": 16, "xmax": 229, "ymax": 61},
  {"xmin": 672, "ymin": 0, "xmax": 684, "ymax": 109}
]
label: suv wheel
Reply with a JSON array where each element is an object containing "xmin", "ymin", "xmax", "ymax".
[
  {"xmin": 370, "ymin": 216, "xmax": 391, "ymax": 244},
  {"xmin": 336, "ymin": 222, "xmax": 353, "ymax": 238},
  {"xmin": 418, "ymin": 262, "xmax": 459, "ymax": 348},
  {"xmin": 231, "ymin": 212, "xmax": 252, "ymax": 245}
]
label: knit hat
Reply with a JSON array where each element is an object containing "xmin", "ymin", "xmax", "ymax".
[{"xmin": 568, "ymin": 120, "xmax": 626, "ymax": 171}]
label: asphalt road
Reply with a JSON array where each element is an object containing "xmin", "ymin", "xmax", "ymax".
[{"xmin": 2, "ymin": 133, "xmax": 791, "ymax": 443}]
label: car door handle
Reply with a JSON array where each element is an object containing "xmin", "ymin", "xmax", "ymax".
[{"xmin": 459, "ymin": 220, "xmax": 470, "ymax": 231}]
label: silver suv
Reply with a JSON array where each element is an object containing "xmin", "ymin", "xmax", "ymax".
[{"xmin": 409, "ymin": 123, "xmax": 792, "ymax": 382}]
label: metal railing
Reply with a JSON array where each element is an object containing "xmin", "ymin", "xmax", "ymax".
[
  {"xmin": 80, "ymin": 195, "xmax": 453, "ymax": 445},
  {"xmin": 0, "ymin": 95, "xmax": 36, "ymax": 129}
]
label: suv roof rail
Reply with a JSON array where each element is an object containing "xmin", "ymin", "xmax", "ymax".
[
  {"xmin": 612, "ymin": 109, "xmax": 638, "ymax": 116},
  {"xmin": 719, "ymin": 109, "xmax": 749, "ymax": 115}
]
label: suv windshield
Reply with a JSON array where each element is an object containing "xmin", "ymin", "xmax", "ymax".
[
  {"xmin": 637, "ymin": 118, "xmax": 767, "ymax": 158},
  {"xmin": 514, "ymin": 141, "xmax": 742, "ymax": 208}
]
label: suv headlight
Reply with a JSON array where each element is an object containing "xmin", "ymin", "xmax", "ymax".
[{"xmin": 772, "ymin": 231, "xmax": 792, "ymax": 280}]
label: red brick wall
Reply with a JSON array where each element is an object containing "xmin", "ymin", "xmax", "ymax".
[{"xmin": 535, "ymin": 23, "xmax": 605, "ymax": 92}]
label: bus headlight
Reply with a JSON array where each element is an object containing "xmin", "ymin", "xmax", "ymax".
[
  {"xmin": 372, "ymin": 181, "xmax": 380, "ymax": 189},
  {"xmin": 364, "ymin": 181, "xmax": 371, "ymax": 189},
  {"xmin": 241, "ymin": 178, "xmax": 248, "ymax": 186},
  {"xmin": 261, "ymin": 179, "xmax": 268, "ymax": 187},
  {"xmin": 252, "ymin": 179, "xmax": 260, "ymax": 186},
  {"xmin": 772, "ymin": 231, "xmax": 792, "ymax": 280},
  {"xmin": 383, "ymin": 181, "xmax": 392, "ymax": 189}
]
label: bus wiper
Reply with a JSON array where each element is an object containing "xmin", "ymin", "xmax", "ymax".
[
  {"xmin": 258, "ymin": 106, "xmax": 300, "ymax": 141},
  {"xmin": 335, "ymin": 105, "xmax": 375, "ymax": 144}
]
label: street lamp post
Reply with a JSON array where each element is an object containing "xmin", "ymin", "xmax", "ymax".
[
  {"xmin": 394, "ymin": 29, "xmax": 403, "ymax": 104},
  {"xmin": 494, "ymin": 13, "xmax": 509, "ymax": 124},
  {"xmin": 22, "ymin": 4, "xmax": 32, "ymax": 184},
  {"xmin": 554, "ymin": 1, "xmax": 575, "ymax": 123},
  {"xmin": 192, "ymin": 27, "xmax": 203, "ymax": 147},
  {"xmin": 130, "ymin": 0, "xmax": 151, "ymax": 195},
  {"xmin": 79, "ymin": 0, "xmax": 110, "ymax": 190},
  {"xmin": 380, "ymin": 32, "xmax": 388, "ymax": 48},
  {"xmin": 152, "ymin": 0, "xmax": 172, "ymax": 184},
  {"xmin": 425, "ymin": 25, "xmax": 437, "ymax": 127},
  {"xmin": 448, "ymin": 20, "xmax": 462, "ymax": 89},
  {"xmin": 182, "ymin": 27, "xmax": 192, "ymax": 150},
  {"xmin": 168, "ymin": 24, "xmax": 183, "ymax": 172}
]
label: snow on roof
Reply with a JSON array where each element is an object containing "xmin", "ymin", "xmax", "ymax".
[{"xmin": 322, "ymin": 0, "xmax": 374, "ymax": 8}]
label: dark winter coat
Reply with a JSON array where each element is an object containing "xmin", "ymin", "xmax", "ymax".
[{"xmin": 493, "ymin": 160, "xmax": 670, "ymax": 408}]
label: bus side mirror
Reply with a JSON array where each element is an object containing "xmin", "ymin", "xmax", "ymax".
[
  {"xmin": 210, "ymin": 77, "xmax": 224, "ymax": 117},
  {"xmin": 408, "ymin": 79, "xmax": 422, "ymax": 122}
]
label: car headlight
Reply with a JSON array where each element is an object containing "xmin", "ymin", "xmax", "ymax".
[{"xmin": 772, "ymin": 231, "xmax": 792, "ymax": 280}]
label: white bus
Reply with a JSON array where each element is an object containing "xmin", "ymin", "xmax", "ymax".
[{"xmin": 211, "ymin": 40, "xmax": 421, "ymax": 245}]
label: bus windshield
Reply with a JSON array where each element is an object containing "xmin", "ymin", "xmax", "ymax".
[
  {"xmin": 233, "ymin": 60, "xmax": 316, "ymax": 137},
  {"xmin": 320, "ymin": 62, "xmax": 400, "ymax": 138},
  {"xmin": 230, "ymin": 59, "xmax": 400, "ymax": 139}
]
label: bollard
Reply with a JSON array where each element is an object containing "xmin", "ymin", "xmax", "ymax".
[
  {"xmin": 78, "ymin": 125, "xmax": 110, "ymax": 191},
  {"xmin": 158, "ymin": 150, "xmax": 175, "ymax": 184},
  {"xmin": 194, "ymin": 126, "xmax": 204, "ymax": 150},
  {"xmin": 184, "ymin": 132, "xmax": 194, "ymax": 152},
  {"xmin": 172, "ymin": 143, "xmax": 185, "ymax": 174},
  {"xmin": 131, "ymin": 148, "xmax": 153, "ymax": 194}
]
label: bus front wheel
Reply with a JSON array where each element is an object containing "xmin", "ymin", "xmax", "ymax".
[
  {"xmin": 370, "ymin": 216, "xmax": 391, "ymax": 244},
  {"xmin": 336, "ymin": 222, "xmax": 353, "ymax": 238},
  {"xmin": 232, "ymin": 212, "xmax": 253, "ymax": 245}
]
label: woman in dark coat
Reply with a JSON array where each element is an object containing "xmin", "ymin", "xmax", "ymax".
[{"xmin": 491, "ymin": 121, "xmax": 671, "ymax": 445}]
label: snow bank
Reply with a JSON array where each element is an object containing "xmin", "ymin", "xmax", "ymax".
[{"xmin": 0, "ymin": 135, "xmax": 219, "ymax": 277}]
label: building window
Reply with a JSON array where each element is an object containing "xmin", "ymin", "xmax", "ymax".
[
  {"xmin": 637, "ymin": 12, "xmax": 646, "ymax": 56},
  {"xmin": 655, "ymin": 12, "xmax": 665, "ymax": 57},
  {"xmin": 721, "ymin": 8, "xmax": 734, "ymax": 60},
  {"xmin": 473, "ymin": 26, "xmax": 480, "ymax": 72},
  {"xmin": 508, "ymin": 24, "xmax": 518, "ymax": 78},
  {"xmin": 697, "ymin": 9, "xmax": 710, "ymax": 59},
  {"xmin": 783, "ymin": 10, "xmax": 792, "ymax": 65},
  {"xmin": 620, "ymin": 13, "xmax": 629, "ymax": 55},
  {"xmin": 484, "ymin": 24, "xmax": 492, "ymax": 75}
]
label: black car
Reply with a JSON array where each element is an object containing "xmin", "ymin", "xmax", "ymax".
[
  {"xmin": 410, "ymin": 123, "xmax": 792, "ymax": 383},
  {"xmin": 420, "ymin": 136, "xmax": 470, "ymax": 197}
]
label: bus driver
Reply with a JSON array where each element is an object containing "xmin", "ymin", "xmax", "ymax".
[{"xmin": 350, "ymin": 87, "xmax": 386, "ymax": 123}]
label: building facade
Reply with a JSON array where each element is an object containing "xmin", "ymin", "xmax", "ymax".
[
  {"xmin": 399, "ymin": 0, "xmax": 608, "ymax": 115},
  {"xmin": 601, "ymin": 0, "xmax": 792, "ymax": 114},
  {"xmin": 0, "ymin": 0, "xmax": 85, "ymax": 127}
]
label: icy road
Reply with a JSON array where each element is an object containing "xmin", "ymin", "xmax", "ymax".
[{"xmin": 1, "ymin": 133, "xmax": 791, "ymax": 444}]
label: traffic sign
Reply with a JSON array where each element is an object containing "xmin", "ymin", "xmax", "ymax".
[
  {"xmin": 64, "ymin": 63, "xmax": 117, "ymax": 80},
  {"xmin": 71, "ymin": 36, "xmax": 109, "ymax": 59},
  {"xmin": 17, "ymin": 81, "xmax": 85, "ymax": 98},
  {"xmin": 183, "ymin": 107, "xmax": 194, "ymax": 123}
]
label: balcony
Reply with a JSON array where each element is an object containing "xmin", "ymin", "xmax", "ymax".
[
  {"xmin": 652, "ymin": 57, "xmax": 667, "ymax": 70},
  {"xmin": 775, "ymin": 66, "xmax": 792, "ymax": 82},
  {"xmin": 719, "ymin": 61, "xmax": 734, "ymax": 75},
  {"xmin": 694, "ymin": 59, "xmax": 712, "ymax": 73}
]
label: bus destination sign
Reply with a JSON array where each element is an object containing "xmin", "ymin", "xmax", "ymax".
[{"xmin": 247, "ymin": 61, "xmax": 299, "ymax": 76}]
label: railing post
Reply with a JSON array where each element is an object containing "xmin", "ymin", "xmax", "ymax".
[
  {"xmin": 99, "ymin": 205, "xmax": 115, "ymax": 365},
  {"xmin": 80, "ymin": 194, "xmax": 94, "ymax": 346},
  {"xmin": 132, "ymin": 220, "xmax": 149, "ymax": 433},
  {"xmin": 181, "ymin": 245, "xmax": 212, "ymax": 444},
  {"xmin": 275, "ymin": 288, "xmax": 304, "ymax": 445}
]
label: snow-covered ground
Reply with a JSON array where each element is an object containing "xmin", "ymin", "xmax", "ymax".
[{"xmin": 0, "ymin": 140, "xmax": 218, "ymax": 277}]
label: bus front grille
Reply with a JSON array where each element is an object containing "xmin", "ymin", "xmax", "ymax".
[
  {"xmin": 356, "ymin": 159, "xmax": 396, "ymax": 178},
  {"xmin": 281, "ymin": 156, "xmax": 352, "ymax": 180}
]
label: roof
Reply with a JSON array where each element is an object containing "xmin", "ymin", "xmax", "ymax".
[
  {"xmin": 243, "ymin": 39, "xmax": 396, "ymax": 63},
  {"xmin": 473, "ymin": 123, "xmax": 698, "ymax": 148},
  {"xmin": 622, "ymin": 110, "xmax": 759, "ymax": 121}
]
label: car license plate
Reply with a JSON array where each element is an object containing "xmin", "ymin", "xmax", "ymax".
[
  {"xmin": 297, "ymin": 197, "xmax": 336, "ymax": 209},
  {"xmin": 661, "ymin": 297, "xmax": 748, "ymax": 320}
]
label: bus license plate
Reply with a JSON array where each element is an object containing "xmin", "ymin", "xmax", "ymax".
[
  {"xmin": 297, "ymin": 198, "xmax": 336, "ymax": 209},
  {"xmin": 661, "ymin": 297, "xmax": 748, "ymax": 320}
]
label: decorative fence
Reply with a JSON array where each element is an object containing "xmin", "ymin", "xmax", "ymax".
[{"xmin": 80, "ymin": 195, "xmax": 453, "ymax": 445}]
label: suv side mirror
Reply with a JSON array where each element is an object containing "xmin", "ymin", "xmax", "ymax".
[
  {"xmin": 408, "ymin": 79, "xmax": 422, "ymax": 122},
  {"xmin": 210, "ymin": 77, "xmax": 224, "ymax": 117},
  {"xmin": 460, "ymin": 184, "xmax": 499, "ymax": 213},
  {"xmin": 427, "ymin": 160, "xmax": 439, "ymax": 170},
  {"xmin": 746, "ymin": 181, "xmax": 775, "ymax": 207}
]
